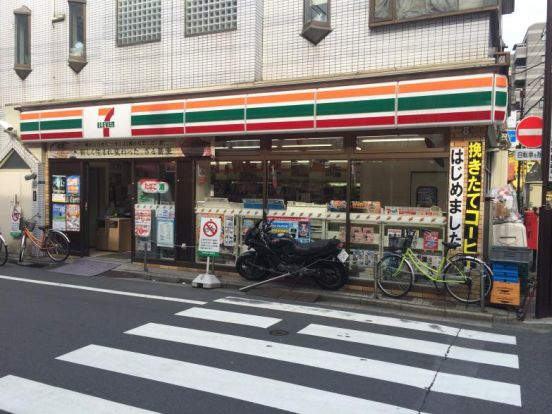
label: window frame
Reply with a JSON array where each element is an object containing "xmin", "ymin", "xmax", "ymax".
[
  {"xmin": 184, "ymin": 0, "xmax": 238, "ymax": 38},
  {"xmin": 303, "ymin": 0, "xmax": 331, "ymax": 27},
  {"xmin": 14, "ymin": 6, "xmax": 32, "ymax": 80},
  {"xmin": 369, "ymin": 0, "xmax": 501, "ymax": 28},
  {"xmin": 68, "ymin": 0, "xmax": 87, "ymax": 73},
  {"xmin": 116, "ymin": 0, "xmax": 162, "ymax": 47}
]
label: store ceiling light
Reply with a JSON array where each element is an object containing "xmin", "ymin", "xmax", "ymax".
[
  {"xmin": 280, "ymin": 143, "xmax": 333, "ymax": 148},
  {"xmin": 361, "ymin": 137, "xmax": 425, "ymax": 143}
]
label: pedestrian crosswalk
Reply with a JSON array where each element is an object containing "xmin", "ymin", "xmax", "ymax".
[{"xmin": 0, "ymin": 295, "xmax": 523, "ymax": 413}]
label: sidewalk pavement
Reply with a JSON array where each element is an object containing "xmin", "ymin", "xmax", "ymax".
[{"xmin": 108, "ymin": 260, "xmax": 536, "ymax": 327}]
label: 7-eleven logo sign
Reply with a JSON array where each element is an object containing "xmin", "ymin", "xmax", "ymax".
[{"xmin": 97, "ymin": 107, "xmax": 115, "ymax": 137}]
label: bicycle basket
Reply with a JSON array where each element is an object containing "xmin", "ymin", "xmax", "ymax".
[
  {"xmin": 388, "ymin": 236, "xmax": 412, "ymax": 251},
  {"xmin": 20, "ymin": 220, "xmax": 36, "ymax": 231}
]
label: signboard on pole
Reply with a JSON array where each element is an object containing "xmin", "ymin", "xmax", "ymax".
[
  {"xmin": 507, "ymin": 129, "xmax": 517, "ymax": 144},
  {"xmin": 516, "ymin": 116, "xmax": 543, "ymax": 148},
  {"xmin": 514, "ymin": 148, "xmax": 542, "ymax": 161},
  {"xmin": 198, "ymin": 216, "xmax": 221, "ymax": 257},
  {"xmin": 463, "ymin": 142, "xmax": 483, "ymax": 255}
]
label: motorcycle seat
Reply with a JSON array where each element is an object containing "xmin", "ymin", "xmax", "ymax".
[{"xmin": 294, "ymin": 239, "xmax": 336, "ymax": 255}]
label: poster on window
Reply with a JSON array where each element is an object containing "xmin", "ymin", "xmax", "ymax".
[
  {"xmin": 223, "ymin": 214, "xmax": 235, "ymax": 247},
  {"xmin": 448, "ymin": 147, "xmax": 465, "ymax": 247},
  {"xmin": 52, "ymin": 175, "xmax": 67, "ymax": 202},
  {"xmin": 463, "ymin": 141, "xmax": 483, "ymax": 255},
  {"xmin": 52, "ymin": 204, "xmax": 66, "ymax": 231},
  {"xmin": 268, "ymin": 217, "xmax": 311, "ymax": 244},
  {"xmin": 66, "ymin": 204, "xmax": 81, "ymax": 231},
  {"xmin": 422, "ymin": 230, "xmax": 439, "ymax": 251},
  {"xmin": 134, "ymin": 205, "xmax": 152, "ymax": 237},
  {"xmin": 67, "ymin": 175, "xmax": 81, "ymax": 203},
  {"xmin": 156, "ymin": 219, "xmax": 174, "ymax": 248}
]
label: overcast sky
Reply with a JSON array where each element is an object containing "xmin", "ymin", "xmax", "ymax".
[{"xmin": 502, "ymin": 1, "xmax": 547, "ymax": 50}]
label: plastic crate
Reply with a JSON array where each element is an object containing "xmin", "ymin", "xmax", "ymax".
[
  {"xmin": 490, "ymin": 246, "xmax": 532, "ymax": 263},
  {"xmin": 491, "ymin": 262, "xmax": 519, "ymax": 281},
  {"xmin": 490, "ymin": 281, "xmax": 520, "ymax": 306}
]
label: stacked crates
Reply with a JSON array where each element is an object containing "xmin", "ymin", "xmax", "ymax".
[{"xmin": 489, "ymin": 247, "xmax": 531, "ymax": 307}]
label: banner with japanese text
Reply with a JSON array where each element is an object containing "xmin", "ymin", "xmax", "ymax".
[
  {"xmin": 463, "ymin": 141, "xmax": 483, "ymax": 254},
  {"xmin": 447, "ymin": 147, "xmax": 465, "ymax": 246}
]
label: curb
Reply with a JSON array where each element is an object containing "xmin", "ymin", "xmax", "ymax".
[{"xmin": 110, "ymin": 266, "xmax": 519, "ymax": 325}]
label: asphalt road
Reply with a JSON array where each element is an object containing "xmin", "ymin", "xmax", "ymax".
[{"xmin": 0, "ymin": 263, "xmax": 551, "ymax": 413}]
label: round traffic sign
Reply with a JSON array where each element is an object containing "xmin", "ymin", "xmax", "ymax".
[
  {"xmin": 516, "ymin": 116, "xmax": 543, "ymax": 148},
  {"xmin": 203, "ymin": 220, "xmax": 218, "ymax": 238}
]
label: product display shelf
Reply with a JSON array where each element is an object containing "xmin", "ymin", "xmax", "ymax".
[{"xmin": 348, "ymin": 214, "xmax": 381, "ymax": 280}]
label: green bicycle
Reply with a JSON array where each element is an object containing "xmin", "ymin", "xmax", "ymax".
[{"xmin": 376, "ymin": 229, "xmax": 493, "ymax": 303}]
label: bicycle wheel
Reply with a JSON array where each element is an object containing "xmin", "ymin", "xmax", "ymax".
[
  {"xmin": 0, "ymin": 237, "xmax": 7, "ymax": 266},
  {"xmin": 19, "ymin": 235, "xmax": 26, "ymax": 263},
  {"xmin": 376, "ymin": 253, "xmax": 414, "ymax": 298},
  {"xmin": 45, "ymin": 232, "xmax": 70, "ymax": 262},
  {"xmin": 443, "ymin": 256, "xmax": 493, "ymax": 303}
]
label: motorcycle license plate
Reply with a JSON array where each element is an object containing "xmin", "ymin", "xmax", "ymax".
[{"xmin": 337, "ymin": 249, "xmax": 349, "ymax": 263}]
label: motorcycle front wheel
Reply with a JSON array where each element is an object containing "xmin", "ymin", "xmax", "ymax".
[
  {"xmin": 236, "ymin": 251, "xmax": 270, "ymax": 281},
  {"xmin": 313, "ymin": 262, "xmax": 348, "ymax": 290}
]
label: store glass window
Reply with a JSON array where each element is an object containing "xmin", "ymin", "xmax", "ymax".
[
  {"xmin": 69, "ymin": 1, "xmax": 86, "ymax": 60},
  {"xmin": 135, "ymin": 161, "xmax": 176, "ymax": 261},
  {"xmin": 349, "ymin": 158, "xmax": 448, "ymax": 279},
  {"xmin": 14, "ymin": 6, "xmax": 31, "ymax": 77},
  {"xmin": 271, "ymin": 137, "xmax": 343, "ymax": 152}
]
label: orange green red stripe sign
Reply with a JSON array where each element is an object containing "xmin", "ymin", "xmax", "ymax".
[{"xmin": 19, "ymin": 73, "xmax": 507, "ymax": 142}]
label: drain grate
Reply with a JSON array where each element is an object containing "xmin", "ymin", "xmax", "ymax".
[{"xmin": 269, "ymin": 329, "xmax": 289, "ymax": 336}]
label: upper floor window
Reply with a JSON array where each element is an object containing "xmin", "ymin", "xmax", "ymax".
[
  {"xmin": 185, "ymin": 0, "xmax": 237, "ymax": 36},
  {"xmin": 302, "ymin": 0, "xmax": 332, "ymax": 45},
  {"xmin": 14, "ymin": 6, "xmax": 31, "ymax": 80},
  {"xmin": 117, "ymin": 0, "xmax": 161, "ymax": 46},
  {"xmin": 68, "ymin": 0, "xmax": 87, "ymax": 73},
  {"xmin": 370, "ymin": 0, "xmax": 499, "ymax": 27}
]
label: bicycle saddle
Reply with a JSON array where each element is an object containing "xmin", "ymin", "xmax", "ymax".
[
  {"xmin": 38, "ymin": 226, "xmax": 47, "ymax": 231},
  {"xmin": 442, "ymin": 241, "xmax": 461, "ymax": 250}
]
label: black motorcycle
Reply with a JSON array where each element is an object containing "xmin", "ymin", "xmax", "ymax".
[{"xmin": 236, "ymin": 220, "xmax": 349, "ymax": 290}]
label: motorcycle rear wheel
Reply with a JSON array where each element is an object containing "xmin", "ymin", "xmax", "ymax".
[
  {"xmin": 313, "ymin": 262, "xmax": 347, "ymax": 290},
  {"xmin": 236, "ymin": 252, "xmax": 270, "ymax": 281}
]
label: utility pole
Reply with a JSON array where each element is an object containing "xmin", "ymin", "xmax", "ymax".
[{"xmin": 536, "ymin": 0, "xmax": 552, "ymax": 318}]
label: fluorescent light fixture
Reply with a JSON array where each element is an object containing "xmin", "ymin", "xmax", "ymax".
[
  {"xmin": 215, "ymin": 145, "xmax": 260, "ymax": 150},
  {"xmin": 280, "ymin": 143, "xmax": 333, "ymax": 148},
  {"xmin": 361, "ymin": 137, "xmax": 425, "ymax": 143}
]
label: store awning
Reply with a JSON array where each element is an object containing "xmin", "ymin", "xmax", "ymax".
[{"xmin": 19, "ymin": 73, "xmax": 507, "ymax": 142}]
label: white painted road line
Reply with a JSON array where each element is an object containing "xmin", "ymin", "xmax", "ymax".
[
  {"xmin": 299, "ymin": 324, "xmax": 519, "ymax": 369},
  {"xmin": 0, "ymin": 375, "xmax": 158, "ymax": 414},
  {"xmin": 0, "ymin": 275, "xmax": 206, "ymax": 305},
  {"xmin": 216, "ymin": 296, "xmax": 517, "ymax": 345},
  {"xmin": 125, "ymin": 323, "xmax": 521, "ymax": 406},
  {"xmin": 57, "ymin": 345, "xmax": 423, "ymax": 414},
  {"xmin": 176, "ymin": 307, "xmax": 281, "ymax": 328}
]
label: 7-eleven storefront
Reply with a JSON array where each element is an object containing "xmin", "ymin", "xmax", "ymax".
[{"xmin": 18, "ymin": 70, "xmax": 507, "ymax": 283}]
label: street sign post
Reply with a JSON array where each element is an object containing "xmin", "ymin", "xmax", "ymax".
[
  {"xmin": 516, "ymin": 116, "xmax": 543, "ymax": 148},
  {"xmin": 193, "ymin": 216, "xmax": 222, "ymax": 289}
]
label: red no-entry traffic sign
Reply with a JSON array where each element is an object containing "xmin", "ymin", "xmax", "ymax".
[{"xmin": 516, "ymin": 116, "xmax": 543, "ymax": 148}]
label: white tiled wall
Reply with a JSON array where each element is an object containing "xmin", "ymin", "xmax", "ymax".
[
  {"xmin": 0, "ymin": 0, "xmax": 495, "ymax": 120},
  {"xmin": 262, "ymin": 0, "xmax": 493, "ymax": 81}
]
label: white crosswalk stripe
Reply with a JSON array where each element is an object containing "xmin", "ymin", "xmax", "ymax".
[
  {"xmin": 57, "ymin": 344, "xmax": 423, "ymax": 414},
  {"xmin": 4, "ymin": 296, "xmax": 523, "ymax": 413},
  {"xmin": 299, "ymin": 324, "xmax": 519, "ymax": 369},
  {"xmin": 0, "ymin": 375, "xmax": 158, "ymax": 414},
  {"xmin": 125, "ymin": 322, "xmax": 521, "ymax": 406},
  {"xmin": 176, "ymin": 307, "xmax": 282, "ymax": 328},
  {"xmin": 215, "ymin": 296, "xmax": 517, "ymax": 345}
]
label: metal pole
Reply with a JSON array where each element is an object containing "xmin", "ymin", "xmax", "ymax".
[
  {"xmin": 536, "ymin": 1, "xmax": 552, "ymax": 318},
  {"xmin": 143, "ymin": 237, "xmax": 148, "ymax": 272}
]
